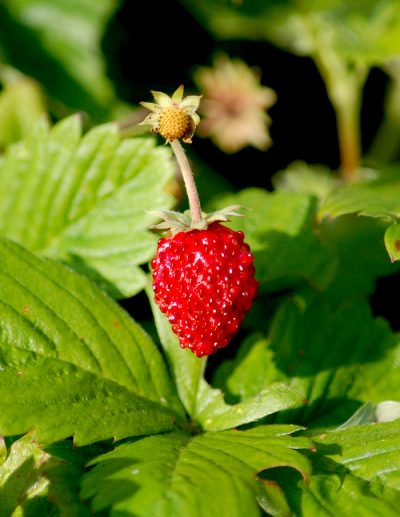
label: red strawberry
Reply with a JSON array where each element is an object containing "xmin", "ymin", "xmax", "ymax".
[{"xmin": 151, "ymin": 222, "xmax": 258, "ymax": 357}]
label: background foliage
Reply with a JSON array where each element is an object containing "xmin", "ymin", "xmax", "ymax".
[{"xmin": 0, "ymin": 0, "xmax": 400, "ymax": 515}]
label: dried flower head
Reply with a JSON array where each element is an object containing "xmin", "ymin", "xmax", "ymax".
[
  {"xmin": 140, "ymin": 85, "xmax": 202, "ymax": 143},
  {"xmin": 194, "ymin": 55, "xmax": 277, "ymax": 153}
]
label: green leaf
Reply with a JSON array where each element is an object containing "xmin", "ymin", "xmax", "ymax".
[
  {"xmin": 0, "ymin": 435, "xmax": 58, "ymax": 516},
  {"xmin": 320, "ymin": 215, "xmax": 398, "ymax": 302},
  {"xmin": 196, "ymin": 380, "xmax": 303, "ymax": 432},
  {"xmin": 348, "ymin": 339, "xmax": 400, "ymax": 407},
  {"xmin": 81, "ymin": 426, "xmax": 312, "ymax": 517},
  {"xmin": 260, "ymin": 294, "xmax": 400, "ymax": 428},
  {"xmin": 273, "ymin": 162, "xmax": 340, "ymax": 201},
  {"xmin": 210, "ymin": 277, "xmax": 400, "ymax": 431},
  {"xmin": 0, "ymin": 434, "xmax": 102, "ymax": 516},
  {"xmin": 0, "ymin": 116, "xmax": 175, "ymax": 298},
  {"xmin": 0, "ymin": 77, "xmax": 46, "ymax": 148},
  {"xmin": 212, "ymin": 333, "xmax": 282, "ymax": 403},
  {"xmin": 210, "ymin": 188, "xmax": 336, "ymax": 292},
  {"xmin": 43, "ymin": 440, "xmax": 107, "ymax": 517},
  {"xmin": 0, "ymin": 0, "xmax": 121, "ymax": 118},
  {"xmin": 319, "ymin": 168, "xmax": 400, "ymax": 221},
  {"xmin": 148, "ymin": 282, "xmax": 302, "ymax": 431},
  {"xmin": 319, "ymin": 169, "xmax": 400, "ymax": 267},
  {"xmin": 385, "ymin": 223, "xmax": 400, "ymax": 262},
  {"xmin": 278, "ymin": 421, "xmax": 400, "ymax": 516},
  {"xmin": 0, "ymin": 237, "xmax": 183, "ymax": 445}
]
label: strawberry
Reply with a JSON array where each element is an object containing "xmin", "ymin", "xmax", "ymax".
[
  {"xmin": 142, "ymin": 86, "xmax": 258, "ymax": 356},
  {"xmin": 151, "ymin": 222, "xmax": 258, "ymax": 357}
]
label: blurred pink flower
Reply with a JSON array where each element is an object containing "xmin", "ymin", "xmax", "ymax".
[{"xmin": 194, "ymin": 55, "xmax": 276, "ymax": 153}]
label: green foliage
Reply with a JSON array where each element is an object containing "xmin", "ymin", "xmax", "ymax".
[
  {"xmin": 0, "ymin": 435, "xmax": 58, "ymax": 516},
  {"xmin": 81, "ymin": 426, "xmax": 312, "ymax": 516},
  {"xmin": 274, "ymin": 421, "xmax": 400, "ymax": 516},
  {"xmin": 0, "ymin": 78, "xmax": 46, "ymax": 148},
  {"xmin": 0, "ymin": 237, "xmax": 183, "ymax": 445},
  {"xmin": 319, "ymin": 167, "xmax": 400, "ymax": 220},
  {"xmin": 0, "ymin": 0, "xmax": 121, "ymax": 118},
  {"xmin": 147, "ymin": 283, "xmax": 304, "ymax": 431},
  {"xmin": 0, "ymin": 116, "xmax": 175, "ymax": 298},
  {"xmin": 210, "ymin": 188, "xmax": 336, "ymax": 292},
  {"xmin": 0, "ymin": 435, "xmax": 95, "ymax": 516},
  {"xmin": 319, "ymin": 166, "xmax": 400, "ymax": 264},
  {"xmin": 213, "ymin": 294, "xmax": 400, "ymax": 429},
  {"xmin": 0, "ymin": 0, "xmax": 399, "ymax": 514}
]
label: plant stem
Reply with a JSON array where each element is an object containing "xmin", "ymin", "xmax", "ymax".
[
  {"xmin": 313, "ymin": 48, "xmax": 365, "ymax": 181},
  {"xmin": 302, "ymin": 9, "xmax": 367, "ymax": 182},
  {"xmin": 170, "ymin": 139, "xmax": 203, "ymax": 225},
  {"xmin": 335, "ymin": 92, "xmax": 362, "ymax": 182}
]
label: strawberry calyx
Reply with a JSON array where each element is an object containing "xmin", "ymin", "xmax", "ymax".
[{"xmin": 149, "ymin": 205, "xmax": 244, "ymax": 235}]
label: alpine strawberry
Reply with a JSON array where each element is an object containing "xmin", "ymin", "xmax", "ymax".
[{"xmin": 151, "ymin": 222, "xmax": 258, "ymax": 357}]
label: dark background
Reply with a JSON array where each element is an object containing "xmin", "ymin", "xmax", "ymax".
[{"xmin": 102, "ymin": 0, "xmax": 388, "ymax": 191}]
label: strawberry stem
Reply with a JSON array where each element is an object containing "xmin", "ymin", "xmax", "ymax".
[{"xmin": 170, "ymin": 139, "xmax": 203, "ymax": 225}]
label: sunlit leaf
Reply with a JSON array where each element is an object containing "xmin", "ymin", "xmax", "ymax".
[
  {"xmin": 210, "ymin": 188, "xmax": 336, "ymax": 292},
  {"xmin": 82, "ymin": 426, "xmax": 312, "ymax": 517},
  {"xmin": 0, "ymin": 77, "xmax": 46, "ymax": 148},
  {"xmin": 0, "ymin": 116, "xmax": 175, "ymax": 298},
  {"xmin": 0, "ymin": 237, "xmax": 183, "ymax": 445}
]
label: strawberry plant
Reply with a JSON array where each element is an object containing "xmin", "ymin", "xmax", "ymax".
[{"xmin": 0, "ymin": 0, "xmax": 400, "ymax": 516}]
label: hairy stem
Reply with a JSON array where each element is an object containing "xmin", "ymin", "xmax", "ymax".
[{"xmin": 170, "ymin": 139, "xmax": 202, "ymax": 225}]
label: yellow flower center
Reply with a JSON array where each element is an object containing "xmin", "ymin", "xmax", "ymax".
[{"xmin": 158, "ymin": 107, "xmax": 195, "ymax": 142}]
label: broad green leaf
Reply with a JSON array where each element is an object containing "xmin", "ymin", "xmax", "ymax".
[
  {"xmin": 0, "ymin": 237, "xmax": 183, "ymax": 445},
  {"xmin": 233, "ymin": 294, "xmax": 400, "ymax": 428},
  {"xmin": 0, "ymin": 116, "xmax": 175, "ymax": 298},
  {"xmin": 276, "ymin": 296, "xmax": 400, "ymax": 427},
  {"xmin": 212, "ymin": 333, "xmax": 282, "ymax": 403},
  {"xmin": 0, "ymin": 77, "xmax": 46, "ymax": 148},
  {"xmin": 277, "ymin": 421, "xmax": 400, "ymax": 516},
  {"xmin": 148, "ymin": 282, "xmax": 302, "ymax": 431},
  {"xmin": 81, "ymin": 426, "xmax": 312, "ymax": 517},
  {"xmin": 210, "ymin": 188, "xmax": 336, "ymax": 292},
  {"xmin": 0, "ymin": 0, "xmax": 121, "ymax": 118}
]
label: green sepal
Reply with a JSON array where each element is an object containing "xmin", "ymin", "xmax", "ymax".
[{"xmin": 149, "ymin": 205, "xmax": 244, "ymax": 235}]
